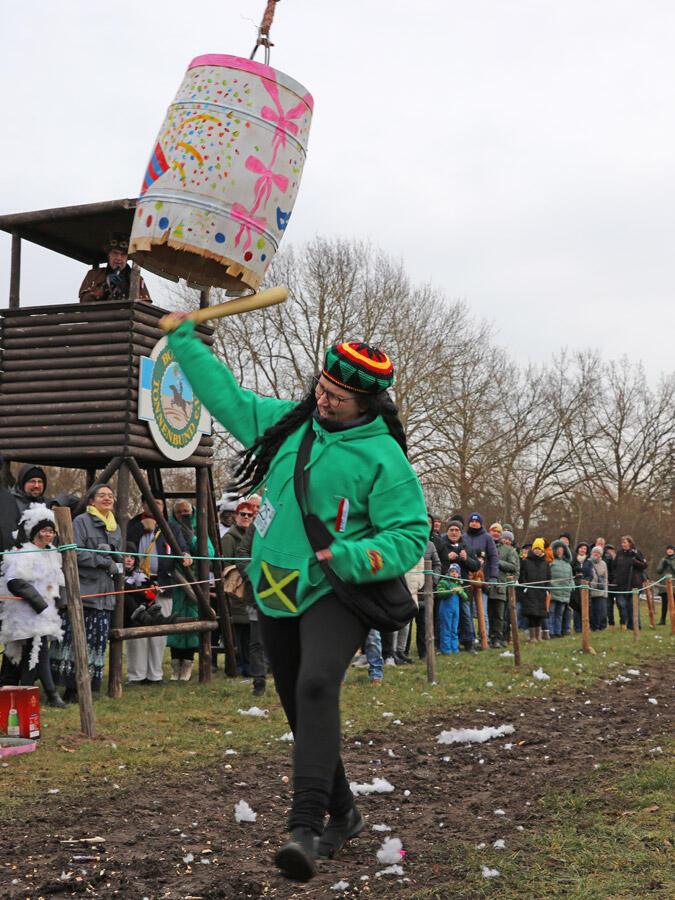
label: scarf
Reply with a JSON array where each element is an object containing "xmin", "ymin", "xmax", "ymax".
[{"xmin": 86, "ymin": 505, "xmax": 118, "ymax": 531}]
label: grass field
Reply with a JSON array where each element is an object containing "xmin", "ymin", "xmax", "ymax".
[{"xmin": 2, "ymin": 625, "xmax": 673, "ymax": 898}]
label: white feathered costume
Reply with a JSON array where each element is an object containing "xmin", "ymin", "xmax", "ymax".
[{"xmin": 0, "ymin": 505, "xmax": 64, "ymax": 669}]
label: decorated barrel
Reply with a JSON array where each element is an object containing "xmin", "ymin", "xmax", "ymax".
[{"xmin": 130, "ymin": 54, "xmax": 313, "ymax": 292}]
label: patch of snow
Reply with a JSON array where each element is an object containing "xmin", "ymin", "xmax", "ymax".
[
  {"xmin": 481, "ymin": 866, "xmax": 500, "ymax": 878},
  {"xmin": 648, "ymin": 698, "xmax": 658, "ymax": 705},
  {"xmin": 377, "ymin": 837, "xmax": 404, "ymax": 864},
  {"xmin": 225, "ymin": 749, "xmax": 237, "ymax": 755},
  {"xmin": 532, "ymin": 668, "xmax": 550, "ymax": 681},
  {"xmin": 351, "ymin": 777, "xmax": 394, "ymax": 795},
  {"xmin": 238, "ymin": 706, "xmax": 268, "ymax": 717},
  {"xmin": 437, "ymin": 724, "xmax": 515, "ymax": 745},
  {"xmin": 331, "ymin": 881, "xmax": 350, "ymax": 891},
  {"xmin": 494, "ymin": 808, "xmax": 506, "ymax": 816},
  {"xmin": 376, "ymin": 864, "xmax": 404, "ymax": 877},
  {"xmin": 183, "ymin": 853, "xmax": 194, "ymax": 863},
  {"xmin": 503, "ymin": 742, "xmax": 513, "ymax": 750},
  {"xmin": 234, "ymin": 800, "xmax": 257, "ymax": 823},
  {"xmin": 372, "ymin": 824, "xmax": 391, "ymax": 832},
  {"xmin": 493, "ymin": 839, "xmax": 506, "ymax": 849},
  {"xmin": 500, "ymin": 650, "xmax": 514, "ymax": 657},
  {"xmin": 486, "ymin": 681, "xmax": 493, "ymax": 687},
  {"xmin": 48, "ymin": 789, "xmax": 59, "ymax": 794},
  {"xmin": 627, "ymin": 669, "xmax": 640, "ymax": 675},
  {"xmin": 476, "ymin": 842, "xmax": 486, "ymax": 849}
]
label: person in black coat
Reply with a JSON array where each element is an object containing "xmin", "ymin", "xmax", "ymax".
[
  {"xmin": 613, "ymin": 535, "xmax": 647, "ymax": 630},
  {"xmin": 436, "ymin": 520, "xmax": 480, "ymax": 650},
  {"xmin": 518, "ymin": 538, "xmax": 551, "ymax": 642}
]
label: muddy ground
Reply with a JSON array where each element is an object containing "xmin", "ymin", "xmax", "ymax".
[{"xmin": 2, "ymin": 657, "xmax": 672, "ymax": 899}]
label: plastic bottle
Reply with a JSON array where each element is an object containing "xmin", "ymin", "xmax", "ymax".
[{"xmin": 7, "ymin": 693, "xmax": 20, "ymax": 737}]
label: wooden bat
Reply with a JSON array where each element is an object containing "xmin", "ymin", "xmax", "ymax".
[{"xmin": 159, "ymin": 285, "xmax": 288, "ymax": 331}]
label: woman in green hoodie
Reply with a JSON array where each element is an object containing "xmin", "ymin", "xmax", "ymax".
[{"xmin": 161, "ymin": 314, "xmax": 428, "ymax": 881}]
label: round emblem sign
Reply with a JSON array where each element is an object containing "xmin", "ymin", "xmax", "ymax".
[{"xmin": 138, "ymin": 337, "xmax": 210, "ymax": 461}]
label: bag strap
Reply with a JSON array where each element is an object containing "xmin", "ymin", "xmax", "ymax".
[{"xmin": 293, "ymin": 426, "xmax": 351, "ymax": 598}]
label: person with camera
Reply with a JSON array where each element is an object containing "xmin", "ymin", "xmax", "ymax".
[
  {"xmin": 161, "ymin": 312, "xmax": 428, "ymax": 882},
  {"xmin": 78, "ymin": 234, "xmax": 151, "ymax": 303}
]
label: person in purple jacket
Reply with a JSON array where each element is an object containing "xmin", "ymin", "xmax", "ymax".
[{"xmin": 462, "ymin": 512, "xmax": 499, "ymax": 642}]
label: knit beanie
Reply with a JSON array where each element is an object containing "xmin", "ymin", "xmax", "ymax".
[
  {"xmin": 448, "ymin": 519, "xmax": 463, "ymax": 531},
  {"xmin": 502, "ymin": 523, "xmax": 514, "ymax": 533},
  {"xmin": 502, "ymin": 530, "xmax": 514, "ymax": 543},
  {"xmin": 489, "ymin": 522, "xmax": 503, "ymax": 534},
  {"xmin": 448, "ymin": 563, "xmax": 461, "ymax": 576},
  {"xmin": 591, "ymin": 545, "xmax": 603, "ymax": 556},
  {"xmin": 322, "ymin": 342, "xmax": 394, "ymax": 394},
  {"xmin": 20, "ymin": 465, "xmax": 47, "ymax": 491},
  {"xmin": 532, "ymin": 537, "xmax": 546, "ymax": 553},
  {"xmin": 468, "ymin": 512, "xmax": 483, "ymax": 527}
]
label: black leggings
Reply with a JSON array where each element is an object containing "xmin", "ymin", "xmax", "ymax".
[
  {"xmin": 19, "ymin": 637, "xmax": 57, "ymax": 692},
  {"xmin": 260, "ymin": 592, "xmax": 366, "ymax": 834}
]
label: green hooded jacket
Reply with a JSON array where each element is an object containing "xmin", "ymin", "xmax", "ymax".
[
  {"xmin": 549, "ymin": 540, "xmax": 574, "ymax": 604},
  {"xmin": 167, "ymin": 322, "xmax": 429, "ymax": 619}
]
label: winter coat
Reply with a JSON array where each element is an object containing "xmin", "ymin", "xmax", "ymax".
[
  {"xmin": 487, "ymin": 541, "xmax": 520, "ymax": 601},
  {"xmin": 549, "ymin": 541, "xmax": 574, "ymax": 604},
  {"xmin": 221, "ymin": 523, "xmax": 250, "ymax": 623},
  {"xmin": 405, "ymin": 555, "xmax": 425, "ymax": 596},
  {"xmin": 589, "ymin": 557, "xmax": 609, "ymax": 598},
  {"xmin": 655, "ymin": 554, "xmax": 675, "ymax": 596},
  {"xmin": 78, "ymin": 263, "xmax": 150, "ymax": 303},
  {"xmin": 436, "ymin": 536, "xmax": 480, "ymax": 579},
  {"xmin": 613, "ymin": 547, "xmax": 647, "ymax": 594},
  {"xmin": 0, "ymin": 542, "xmax": 64, "ymax": 667},
  {"xmin": 122, "ymin": 567, "xmax": 158, "ymax": 628},
  {"xmin": 0, "ymin": 465, "xmax": 57, "ymax": 551},
  {"xmin": 518, "ymin": 551, "xmax": 551, "ymax": 618},
  {"xmin": 462, "ymin": 526, "xmax": 499, "ymax": 580},
  {"xmin": 0, "ymin": 488, "xmax": 17, "ymax": 552},
  {"xmin": 137, "ymin": 525, "xmax": 190, "ymax": 590},
  {"xmin": 167, "ymin": 510, "xmax": 213, "ymax": 650},
  {"xmin": 235, "ymin": 523, "xmax": 258, "ymax": 621},
  {"xmin": 72, "ymin": 511, "xmax": 123, "ymax": 611},
  {"xmin": 168, "ymin": 321, "xmax": 429, "ymax": 619}
]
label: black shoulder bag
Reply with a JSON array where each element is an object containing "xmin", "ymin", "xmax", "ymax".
[{"xmin": 293, "ymin": 426, "xmax": 417, "ymax": 632}]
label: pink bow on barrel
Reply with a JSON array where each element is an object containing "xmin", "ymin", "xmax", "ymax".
[
  {"xmin": 246, "ymin": 155, "xmax": 289, "ymax": 214},
  {"xmin": 231, "ymin": 203, "xmax": 267, "ymax": 251},
  {"xmin": 261, "ymin": 80, "xmax": 308, "ymax": 166}
]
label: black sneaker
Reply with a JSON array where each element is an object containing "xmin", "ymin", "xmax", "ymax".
[
  {"xmin": 252, "ymin": 683, "xmax": 266, "ymax": 697},
  {"xmin": 274, "ymin": 827, "xmax": 319, "ymax": 881},
  {"xmin": 318, "ymin": 806, "xmax": 365, "ymax": 859}
]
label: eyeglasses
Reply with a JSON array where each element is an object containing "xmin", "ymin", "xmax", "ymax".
[
  {"xmin": 238, "ymin": 511, "xmax": 254, "ymax": 518},
  {"xmin": 108, "ymin": 239, "xmax": 129, "ymax": 250},
  {"xmin": 313, "ymin": 377, "xmax": 350, "ymax": 407}
]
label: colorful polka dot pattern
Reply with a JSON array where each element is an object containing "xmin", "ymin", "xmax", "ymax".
[{"xmin": 130, "ymin": 55, "xmax": 313, "ymax": 290}]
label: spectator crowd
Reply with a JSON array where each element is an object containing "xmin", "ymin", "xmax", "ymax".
[{"xmin": 0, "ymin": 462, "xmax": 673, "ymax": 706}]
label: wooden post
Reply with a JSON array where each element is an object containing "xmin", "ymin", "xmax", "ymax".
[
  {"xmin": 470, "ymin": 569, "xmax": 489, "ymax": 650},
  {"xmin": 632, "ymin": 589, "xmax": 640, "ymax": 642},
  {"xmin": 126, "ymin": 457, "xmax": 212, "ymax": 616},
  {"xmin": 129, "ymin": 263, "xmax": 141, "ymax": 302},
  {"xmin": 423, "ymin": 572, "xmax": 436, "ymax": 684},
  {"xmin": 205, "ymin": 468, "xmax": 237, "ymax": 676},
  {"xmin": 199, "ymin": 288, "xmax": 210, "ymax": 309},
  {"xmin": 108, "ymin": 460, "xmax": 130, "ymax": 698},
  {"xmin": 644, "ymin": 582, "xmax": 656, "ymax": 628},
  {"xmin": 581, "ymin": 582, "xmax": 590, "ymax": 653},
  {"xmin": 9, "ymin": 233, "xmax": 21, "ymax": 308},
  {"xmin": 667, "ymin": 576, "xmax": 675, "ymax": 636},
  {"xmin": 54, "ymin": 507, "xmax": 96, "ymax": 738},
  {"xmin": 196, "ymin": 465, "xmax": 212, "ymax": 683},
  {"xmin": 507, "ymin": 579, "xmax": 521, "ymax": 667}
]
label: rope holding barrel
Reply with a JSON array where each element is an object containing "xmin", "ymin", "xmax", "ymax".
[{"xmin": 250, "ymin": 0, "xmax": 281, "ymax": 64}]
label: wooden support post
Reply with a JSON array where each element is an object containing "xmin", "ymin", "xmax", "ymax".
[
  {"xmin": 507, "ymin": 579, "xmax": 521, "ymax": 667},
  {"xmin": 470, "ymin": 570, "xmax": 489, "ymax": 650},
  {"xmin": 54, "ymin": 507, "xmax": 96, "ymax": 738},
  {"xmin": 632, "ymin": 589, "xmax": 640, "ymax": 642},
  {"xmin": 581, "ymin": 582, "xmax": 590, "ymax": 653},
  {"xmin": 9, "ymin": 233, "xmax": 21, "ymax": 308},
  {"xmin": 199, "ymin": 288, "xmax": 210, "ymax": 309},
  {"xmin": 423, "ymin": 572, "xmax": 436, "ymax": 684},
  {"xmin": 196, "ymin": 466, "xmax": 212, "ymax": 683},
  {"xmin": 126, "ymin": 457, "xmax": 211, "ymax": 616},
  {"xmin": 667, "ymin": 576, "xmax": 675, "ymax": 636},
  {"xmin": 206, "ymin": 466, "xmax": 237, "ymax": 676},
  {"xmin": 644, "ymin": 582, "xmax": 656, "ymax": 628},
  {"xmin": 129, "ymin": 263, "xmax": 141, "ymax": 302},
  {"xmin": 108, "ymin": 460, "xmax": 130, "ymax": 698}
]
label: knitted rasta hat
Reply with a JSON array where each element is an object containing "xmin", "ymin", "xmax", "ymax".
[{"xmin": 322, "ymin": 342, "xmax": 394, "ymax": 395}]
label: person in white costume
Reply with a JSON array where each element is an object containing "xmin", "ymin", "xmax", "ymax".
[{"xmin": 0, "ymin": 505, "xmax": 66, "ymax": 707}]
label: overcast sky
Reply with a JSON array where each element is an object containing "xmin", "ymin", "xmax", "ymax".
[{"xmin": 1, "ymin": 1, "xmax": 672, "ymax": 381}]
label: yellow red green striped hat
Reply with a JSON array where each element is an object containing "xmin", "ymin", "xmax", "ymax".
[{"xmin": 322, "ymin": 341, "xmax": 394, "ymax": 394}]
